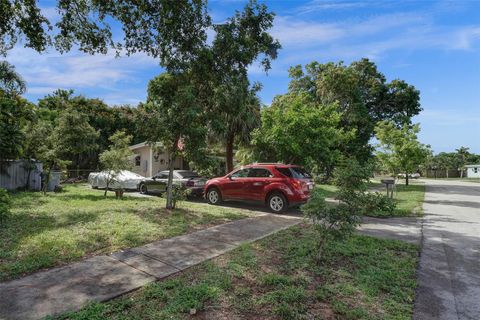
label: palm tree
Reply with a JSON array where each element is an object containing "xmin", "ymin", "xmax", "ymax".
[
  {"xmin": 224, "ymin": 93, "xmax": 261, "ymax": 173},
  {"xmin": 212, "ymin": 76, "xmax": 262, "ymax": 173},
  {"xmin": 455, "ymin": 146, "xmax": 470, "ymax": 178},
  {"xmin": 0, "ymin": 61, "xmax": 26, "ymax": 96}
]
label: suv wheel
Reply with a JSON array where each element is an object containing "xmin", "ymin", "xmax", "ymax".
[
  {"xmin": 139, "ymin": 184, "xmax": 148, "ymax": 194},
  {"xmin": 268, "ymin": 192, "xmax": 287, "ymax": 213},
  {"xmin": 207, "ymin": 187, "xmax": 221, "ymax": 205}
]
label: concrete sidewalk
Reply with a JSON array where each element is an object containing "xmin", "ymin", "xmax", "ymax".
[{"xmin": 0, "ymin": 214, "xmax": 301, "ymax": 320}]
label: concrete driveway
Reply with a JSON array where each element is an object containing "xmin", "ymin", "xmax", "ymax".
[{"xmin": 414, "ymin": 179, "xmax": 480, "ymax": 320}]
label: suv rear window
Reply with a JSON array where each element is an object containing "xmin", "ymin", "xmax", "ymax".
[{"xmin": 276, "ymin": 167, "xmax": 312, "ymax": 179}]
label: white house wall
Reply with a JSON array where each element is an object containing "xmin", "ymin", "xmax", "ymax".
[{"xmin": 466, "ymin": 167, "xmax": 480, "ymax": 178}]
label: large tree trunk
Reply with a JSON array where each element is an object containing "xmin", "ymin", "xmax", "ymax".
[
  {"xmin": 226, "ymin": 133, "xmax": 234, "ymax": 174},
  {"xmin": 446, "ymin": 169, "xmax": 449, "ymax": 178},
  {"xmin": 405, "ymin": 172, "xmax": 409, "ymax": 186},
  {"xmin": 165, "ymin": 142, "xmax": 178, "ymax": 210}
]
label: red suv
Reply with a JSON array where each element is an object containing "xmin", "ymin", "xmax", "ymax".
[{"xmin": 204, "ymin": 163, "xmax": 314, "ymax": 212}]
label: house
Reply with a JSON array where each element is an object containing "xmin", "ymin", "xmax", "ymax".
[
  {"xmin": 129, "ymin": 142, "xmax": 187, "ymax": 177},
  {"xmin": 465, "ymin": 164, "xmax": 480, "ymax": 178}
]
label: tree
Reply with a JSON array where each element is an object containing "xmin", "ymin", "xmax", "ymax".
[
  {"xmin": 140, "ymin": 72, "xmax": 208, "ymax": 209},
  {"xmin": 375, "ymin": 121, "xmax": 431, "ymax": 185},
  {"xmin": 302, "ymin": 159, "xmax": 394, "ymax": 262},
  {"xmin": 37, "ymin": 90, "xmax": 146, "ymax": 169},
  {"xmin": 0, "ymin": 61, "xmax": 30, "ymax": 164},
  {"xmin": 99, "ymin": 131, "xmax": 133, "ymax": 197},
  {"xmin": 251, "ymin": 93, "xmax": 354, "ymax": 177},
  {"xmin": 53, "ymin": 108, "xmax": 99, "ymax": 172},
  {"xmin": 0, "ymin": 91, "xmax": 34, "ymax": 162},
  {"xmin": 34, "ymin": 121, "xmax": 70, "ymax": 194},
  {"xmin": 455, "ymin": 146, "xmax": 470, "ymax": 178},
  {"xmin": 1, "ymin": 0, "xmax": 211, "ymax": 72},
  {"xmin": 213, "ymin": 83, "xmax": 262, "ymax": 173},
  {"xmin": 288, "ymin": 59, "xmax": 421, "ymax": 164},
  {"xmin": 0, "ymin": 61, "xmax": 26, "ymax": 95},
  {"xmin": 209, "ymin": 0, "xmax": 280, "ymax": 172},
  {"xmin": 22, "ymin": 119, "xmax": 52, "ymax": 189}
]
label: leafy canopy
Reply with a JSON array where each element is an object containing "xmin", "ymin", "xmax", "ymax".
[
  {"xmin": 375, "ymin": 121, "xmax": 431, "ymax": 184},
  {"xmin": 1, "ymin": 0, "xmax": 211, "ymax": 72},
  {"xmin": 288, "ymin": 59, "xmax": 422, "ymax": 162},
  {"xmin": 251, "ymin": 93, "xmax": 354, "ymax": 176}
]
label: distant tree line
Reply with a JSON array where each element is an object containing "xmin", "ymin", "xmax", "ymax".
[{"xmin": 425, "ymin": 147, "xmax": 479, "ymax": 178}]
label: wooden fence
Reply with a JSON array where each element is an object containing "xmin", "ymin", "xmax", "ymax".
[{"xmin": 0, "ymin": 160, "xmax": 43, "ymax": 191}]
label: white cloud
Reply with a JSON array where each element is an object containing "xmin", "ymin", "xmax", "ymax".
[
  {"xmin": 268, "ymin": 11, "xmax": 480, "ymax": 71},
  {"xmin": 7, "ymin": 46, "xmax": 160, "ymax": 93},
  {"xmin": 296, "ymin": 0, "xmax": 370, "ymax": 14},
  {"xmin": 272, "ymin": 17, "xmax": 345, "ymax": 47}
]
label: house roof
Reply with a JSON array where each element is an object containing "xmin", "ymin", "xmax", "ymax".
[
  {"xmin": 129, "ymin": 140, "xmax": 185, "ymax": 151},
  {"xmin": 129, "ymin": 141, "xmax": 163, "ymax": 150},
  {"xmin": 465, "ymin": 164, "xmax": 480, "ymax": 168}
]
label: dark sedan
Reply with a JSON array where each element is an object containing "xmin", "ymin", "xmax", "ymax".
[{"xmin": 138, "ymin": 170, "xmax": 206, "ymax": 196}]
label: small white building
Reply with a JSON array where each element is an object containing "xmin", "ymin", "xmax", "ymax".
[
  {"xmin": 128, "ymin": 142, "xmax": 187, "ymax": 177},
  {"xmin": 465, "ymin": 164, "xmax": 480, "ymax": 178}
]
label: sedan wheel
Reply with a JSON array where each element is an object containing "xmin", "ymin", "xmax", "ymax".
[
  {"xmin": 140, "ymin": 184, "xmax": 148, "ymax": 194},
  {"xmin": 207, "ymin": 188, "xmax": 221, "ymax": 205},
  {"xmin": 268, "ymin": 193, "xmax": 286, "ymax": 213}
]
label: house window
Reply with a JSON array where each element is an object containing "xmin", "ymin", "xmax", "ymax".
[
  {"xmin": 135, "ymin": 155, "xmax": 141, "ymax": 166},
  {"xmin": 474, "ymin": 168, "xmax": 478, "ymax": 174}
]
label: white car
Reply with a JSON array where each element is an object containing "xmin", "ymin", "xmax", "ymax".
[
  {"xmin": 397, "ymin": 173, "xmax": 421, "ymax": 179},
  {"xmin": 88, "ymin": 170, "xmax": 144, "ymax": 190}
]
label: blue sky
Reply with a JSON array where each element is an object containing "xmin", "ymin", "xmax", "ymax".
[{"xmin": 8, "ymin": 0, "xmax": 480, "ymax": 153}]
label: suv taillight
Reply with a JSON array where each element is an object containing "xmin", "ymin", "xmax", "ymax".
[{"xmin": 290, "ymin": 179, "xmax": 305, "ymax": 190}]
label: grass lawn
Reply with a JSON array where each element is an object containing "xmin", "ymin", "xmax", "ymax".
[
  {"xmin": 316, "ymin": 181, "xmax": 425, "ymax": 218},
  {"xmin": 53, "ymin": 224, "xmax": 418, "ymax": 320},
  {"xmin": 0, "ymin": 184, "xmax": 255, "ymax": 281}
]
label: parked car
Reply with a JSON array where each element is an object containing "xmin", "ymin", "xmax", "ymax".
[
  {"xmin": 397, "ymin": 173, "xmax": 421, "ymax": 179},
  {"xmin": 88, "ymin": 170, "xmax": 144, "ymax": 190},
  {"xmin": 204, "ymin": 163, "xmax": 314, "ymax": 213},
  {"xmin": 138, "ymin": 170, "xmax": 206, "ymax": 196}
]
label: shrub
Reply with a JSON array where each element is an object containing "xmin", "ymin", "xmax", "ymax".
[
  {"xmin": 360, "ymin": 192, "xmax": 396, "ymax": 217},
  {"xmin": 162, "ymin": 185, "xmax": 192, "ymax": 209},
  {"xmin": 302, "ymin": 159, "xmax": 396, "ymax": 262},
  {"xmin": 0, "ymin": 188, "xmax": 11, "ymax": 226},
  {"xmin": 302, "ymin": 189, "xmax": 361, "ymax": 261}
]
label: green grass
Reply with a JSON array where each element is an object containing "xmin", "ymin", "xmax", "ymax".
[
  {"xmin": 53, "ymin": 225, "xmax": 418, "ymax": 320},
  {"xmin": 317, "ymin": 181, "xmax": 425, "ymax": 217},
  {"xmin": 315, "ymin": 184, "xmax": 338, "ymax": 198},
  {"xmin": 391, "ymin": 183, "xmax": 425, "ymax": 217},
  {"xmin": 0, "ymin": 184, "xmax": 254, "ymax": 281}
]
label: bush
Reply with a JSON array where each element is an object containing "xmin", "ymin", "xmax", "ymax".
[
  {"xmin": 302, "ymin": 159, "xmax": 396, "ymax": 262},
  {"xmin": 302, "ymin": 189, "xmax": 361, "ymax": 262},
  {"xmin": 360, "ymin": 192, "xmax": 396, "ymax": 217},
  {"xmin": 0, "ymin": 188, "xmax": 11, "ymax": 226},
  {"xmin": 162, "ymin": 185, "xmax": 192, "ymax": 209}
]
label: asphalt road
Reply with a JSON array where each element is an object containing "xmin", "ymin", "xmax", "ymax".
[{"xmin": 414, "ymin": 179, "xmax": 480, "ymax": 320}]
